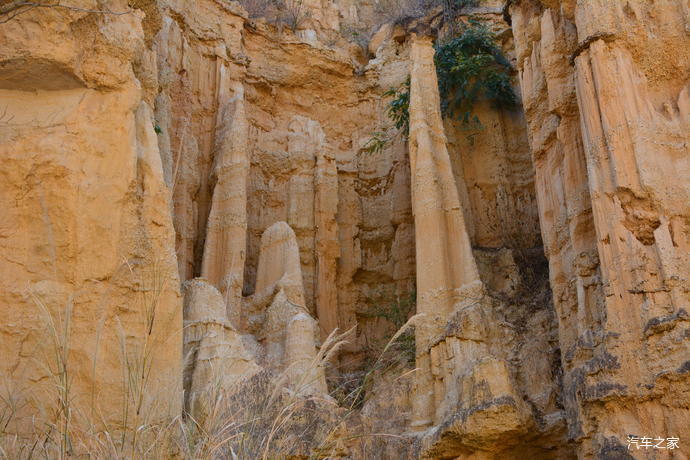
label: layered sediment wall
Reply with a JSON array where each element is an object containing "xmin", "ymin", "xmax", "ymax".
[{"xmin": 0, "ymin": 0, "xmax": 687, "ymax": 458}]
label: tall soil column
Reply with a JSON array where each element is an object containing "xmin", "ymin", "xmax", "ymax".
[
  {"xmin": 510, "ymin": 0, "xmax": 690, "ymax": 455},
  {"xmin": 407, "ymin": 34, "xmax": 484, "ymax": 429},
  {"xmin": 315, "ymin": 147, "xmax": 339, "ymax": 339},
  {"xmin": 201, "ymin": 78, "xmax": 249, "ymax": 326}
]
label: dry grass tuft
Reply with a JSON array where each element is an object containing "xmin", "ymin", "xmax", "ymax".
[
  {"xmin": 0, "ymin": 289, "xmax": 365, "ymax": 459},
  {"xmin": 0, "ymin": 266, "xmax": 417, "ymax": 459}
]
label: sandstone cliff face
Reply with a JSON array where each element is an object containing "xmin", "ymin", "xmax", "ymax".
[
  {"xmin": 509, "ymin": 0, "xmax": 690, "ymax": 457},
  {"xmin": 0, "ymin": 1, "xmax": 182, "ymax": 432},
  {"xmin": 152, "ymin": 0, "xmax": 420, "ymax": 372},
  {"xmin": 0, "ymin": 0, "xmax": 687, "ymax": 458}
]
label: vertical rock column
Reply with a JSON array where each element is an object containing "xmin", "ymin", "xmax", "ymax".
[
  {"xmin": 250, "ymin": 222, "xmax": 328, "ymax": 396},
  {"xmin": 182, "ymin": 279, "xmax": 259, "ymax": 424},
  {"xmin": 201, "ymin": 77, "xmax": 249, "ymax": 326},
  {"xmin": 314, "ymin": 148, "xmax": 339, "ymax": 339},
  {"xmin": 574, "ymin": 39, "xmax": 689, "ymax": 321},
  {"xmin": 407, "ymin": 34, "xmax": 484, "ymax": 429},
  {"xmin": 570, "ymin": 5, "xmax": 690, "ymax": 450},
  {"xmin": 510, "ymin": 0, "xmax": 690, "ymax": 455},
  {"xmin": 286, "ymin": 116, "xmax": 322, "ymax": 315}
]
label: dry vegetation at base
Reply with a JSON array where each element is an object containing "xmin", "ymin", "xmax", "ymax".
[
  {"xmin": 0, "ymin": 272, "xmax": 420, "ymax": 459},
  {"xmin": 0, "ymin": 372, "xmax": 345, "ymax": 459}
]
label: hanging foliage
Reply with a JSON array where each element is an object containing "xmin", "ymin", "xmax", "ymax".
[
  {"xmin": 387, "ymin": 21, "xmax": 516, "ymax": 132},
  {"xmin": 363, "ymin": 20, "xmax": 516, "ymax": 154},
  {"xmin": 383, "ymin": 79, "xmax": 411, "ymax": 133},
  {"xmin": 434, "ymin": 20, "xmax": 517, "ymax": 125}
]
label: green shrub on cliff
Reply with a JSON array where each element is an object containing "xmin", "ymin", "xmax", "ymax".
[
  {"xmin": 435, "ymin": 20, "xmax": 517, "ymax": 124},
  {"xmin": 390, "ymin": 21, "xmax": 516, "ymax": 133},
  {"xmin": 364, "ymin": 21, "xmax": 516, "ymax": 153}
]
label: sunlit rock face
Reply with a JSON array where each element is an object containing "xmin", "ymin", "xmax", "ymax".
[
  {"xmin": 183, "ymin": 278, "xmax": 260, "ymax": 423},
  {"xmin": 510, "ymin": 0, "xmax": 690, "ymax": 457},
  {"xmin": 0, "ymin": 1, "xmax": 182, "ymax": 433},
  {"xmin": 0, "ymin": 0, "xmax": 687, "ymax": 457}
]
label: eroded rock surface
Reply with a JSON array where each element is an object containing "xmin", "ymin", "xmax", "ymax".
[
  {"xmin": 0, "ymin": 1, "xmax": 182, "ymax": 432},
  {"xmin": 183, "ymin": 278, "xmax": 260, "ymax": 422},
  {"xmin": 0, "ymin": 0, "xmax": 687, "ymax": 458},
  {"xmin": 510, "ymin": 0, "xmax": 690, "ymax": 457}
]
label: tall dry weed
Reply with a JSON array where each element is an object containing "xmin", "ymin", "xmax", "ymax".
[{"xmin": 1, "ymin": 272, "xmax": 417, "ymax": 459}]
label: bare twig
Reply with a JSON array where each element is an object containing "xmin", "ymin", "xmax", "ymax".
[{"xmin": 0, "ymin": 0, "xmax": 132, "ymax": 24}]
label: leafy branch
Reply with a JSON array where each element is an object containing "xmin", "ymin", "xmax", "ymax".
[
  {"xmin": 383, "ymin": 79, "xmax": 410, "ymax": 134},
  {"xmin": 360, "ymin": 80, "xmax": 409, "ymax": 156},
  {"xmin": 365, "ymin": 20, "xmax": 516, "ymax": 152},
  {"xmin": 363, "ymin": 131, "xmax": 390, "ymax": 155},
  {"xmin": 435, "ymin": 20, "xmax": 517, "ymax": 124}
]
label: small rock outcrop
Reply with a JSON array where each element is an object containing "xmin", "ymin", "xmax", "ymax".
[
  {"xmin": 183, "ymin": 279, "xmax": 260, "ymax": 422},
  {"xmin": 248, "ymin": 221, "xmax": 328, "ymax": 396}
]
